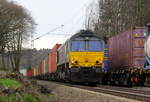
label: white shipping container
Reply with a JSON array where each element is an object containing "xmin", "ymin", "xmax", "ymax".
[
  {"xmin": 145, "ymin": 36, "xmax": 150, "ymax": 58},
  {"xmin": 20, "ymin": 69, "xmax": 27, "ymax": 76}
]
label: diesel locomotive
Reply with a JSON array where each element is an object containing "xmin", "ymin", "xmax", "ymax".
[{"xmin": 57, "ymin": 30, "xmax": 105, "ymax": 82}]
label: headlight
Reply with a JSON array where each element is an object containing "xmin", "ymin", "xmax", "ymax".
[
  {"xmin": 99, "ymin": 61, "xmax": 103, "ymax": 63},
  {"xmin": 72, "ymin": 60, "xmax": 78, "ymax": 64},
  {"xmin": 96, "ymin": 61, "xmax": 103, "ymax": 64}
]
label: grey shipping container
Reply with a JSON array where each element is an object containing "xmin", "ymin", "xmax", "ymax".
[{"xmin": 108, "ymin": 27, "xmax": 146, "ymax": 71}]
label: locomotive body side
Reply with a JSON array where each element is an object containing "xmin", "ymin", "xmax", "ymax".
[{"xmin": 57, "ymin": 40, "xmax": 70, "ymax": 66}]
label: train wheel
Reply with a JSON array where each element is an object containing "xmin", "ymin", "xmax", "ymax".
[
  {"xmin": 144, "ymin": 77, "xmax": 150, "ymax": 86},
  {"xmin": 107, "ymin": 81, "xmax": 111, "ymax": 85},
  {"xmin": 123, "ymin": 81, "xmax": 128, "ymax": 86},
  {"xmin": 115, "ymin": 81, "xmax": 119, "ymax": 85},
  {"xmin": 88, "ymin": 83, "xmax": 97, "ymax": 87}
]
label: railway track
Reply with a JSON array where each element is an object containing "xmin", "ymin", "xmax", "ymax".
[
  {"xmin": 68, "ymin": 85, "xmax": 150, "ymax": 102},
  {"xmin": 85, "ymin": 86, "xmax": 150, "ymax": 102},
  {"xmin": 37, "ymin": 81, "xmax": 150, "ymax": 102},
  {"xmin": 97, "ymin": 85, "xmax": 150, "ymax": 95}
]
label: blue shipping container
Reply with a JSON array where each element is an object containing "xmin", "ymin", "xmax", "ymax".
[{"xmin": 104, "ymin": 45, "xmax": 109, "ymax": 71}]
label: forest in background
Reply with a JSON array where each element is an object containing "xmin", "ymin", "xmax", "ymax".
[{"xmin": 85, "ymin": 0, "xmax": 150, "ymax": 41}]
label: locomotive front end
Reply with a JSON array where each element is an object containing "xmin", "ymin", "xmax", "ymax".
[
  {"xmin": 69, "ymin": 40, "xmax": 104, "ymax": 68},
  {"xmin": 68, "ymin": 34, "xmax": 105, "ymax": 82},
  {"xmin": 69, "ymin": 52, "xmax": 104, "ymax": 68}
]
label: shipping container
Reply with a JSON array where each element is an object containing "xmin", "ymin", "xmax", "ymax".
[
  {"xmin": 45, "ymin": 56, "xmax": 49, "ymax": 73},
  {"xmin": 20, "ymin": 69, "xmax": 27, "ymax": 76},
  {"xmin": 33, "ymin": 67, "xmax": 35, "ymax": 76},
  {"xmin": 33, "ymin": 65, "xmax": 38, "ymax": 76},
  {"xmin": 145, "ymin": 35, "xmax": 150, "ymax": 59},
  {"xmin": 41, "ymin": 59, "xmax": 45, "ymax": 74},
  {"xmin": 49, "ymin": 44, "xmax": 62, "ymax": 73},
  {"xmin": 36, "ymin": 65, "xmax": 39, "ymax": 75},
  {"xmin": 43, "ymin": 59, "xmax": 46, "ymax": 74},
  {"xmin": 104, "ymin": 45, "xmax": 109, "ymax": 71},
  {"xmin": 26, "ymin": 69, "xmax": 34, "ymax": 77},
  {"xmin": 48, "ymin": 53, "xmax": 51, "ymax": 73},
  {"xmin": 108, "ymin": 27, "xmax": 146, "ymax": 71},
  {"xmin": 144, "ymin": 29, "xmax": 150, "ymax": 69},
  {"xmin": 39, "ymin": 60, "xmax": 43, "ymax": 75}
]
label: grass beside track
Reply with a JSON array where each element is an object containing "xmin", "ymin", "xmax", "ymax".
[
  {"xmin": 0, "ymin": 94, "xmax": 54, "ymax": 102},
  {"xmin": 0, "ymin": 79, "xmax": 22, "ymax": 88},
  {"xmin": 0, "ymin": 94, "xmax": 40, "ymax": 102},
  {"xmin": 0, "ymin": 79, "xmax": 54, "ymax": 102}
]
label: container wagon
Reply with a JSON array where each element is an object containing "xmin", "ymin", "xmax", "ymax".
[{"xmin": 107, "ymin": 27, "xmax": 146, "ymax": 85}]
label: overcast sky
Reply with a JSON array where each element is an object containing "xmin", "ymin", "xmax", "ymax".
[{"xmin": 12, "ymin": 0, "xmax": 97, "ymax": 49}]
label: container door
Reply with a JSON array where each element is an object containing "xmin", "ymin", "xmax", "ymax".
[{"xmin": 132, "ymin": 28, "xmax": 146, "ymax": 68}]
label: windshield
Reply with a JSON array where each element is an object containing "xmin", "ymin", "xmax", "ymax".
[
  {"xmin": 88, "ymin": 41, "xmax": 103, "ymax": 51},
  {"xmin": 71, "ymin": 40, "xmax": 103, "ymax": 51},
  {"xmin": 71, "ymin": 41, "xmax": 85, "ymax": 51}
]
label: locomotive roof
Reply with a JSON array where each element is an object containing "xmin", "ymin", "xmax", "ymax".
[{"xmin": 70, "ymin": 30, "xmax": 103, "ymax": 39}]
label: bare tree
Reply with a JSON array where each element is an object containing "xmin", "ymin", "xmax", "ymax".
[
  {"xmin": 0, "ymin": 0, "xmax": 35, "ymax": 72},
  {"xmin": 85, "ymin": 0, "xmax": 150, "ymax": 43},
  {"xmin": 85, "ymin": 2, "xmax": 99, "ymax": 30}
]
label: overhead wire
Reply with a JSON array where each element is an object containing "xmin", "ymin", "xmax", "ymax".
[
  {"xmin": 34, "ymin": 0, "xmax": 90, "ymax": 40},
  {"xmin": 63, "ymin": 0, "xmax": 91, "ymax": 38},
  {"xmin": 33, "ymin": 25, "xmax": 64, "ymax": 41},
  {"xmin": 32, "ymin": 0, "xmax": 92, "ymax": 48}
]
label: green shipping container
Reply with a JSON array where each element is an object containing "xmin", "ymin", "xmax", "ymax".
[{"xmin": 45, "ymin": 56, "xmax": 49, "ymax": 73}]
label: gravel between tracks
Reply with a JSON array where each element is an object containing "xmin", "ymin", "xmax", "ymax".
[{"xmin": 37, "ymin": 80, "xmax": 142, "ymax": 102}]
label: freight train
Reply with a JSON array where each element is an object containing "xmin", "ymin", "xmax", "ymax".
[
  {"xmin": 27, "ymin": 26, "xmax": 150, "ymax": 86},
  {"xmin": 28, "ymin": 30, "xmax": 106, "ymax": 83}
]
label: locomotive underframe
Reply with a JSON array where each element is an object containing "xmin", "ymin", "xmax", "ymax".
[
  {"xmin": 69, "ymin": 67, "xmax": 104, "ymax": 83},
  {"xmin": 56, "ymin": 63, "xmax": 104, "ymax": 83}
]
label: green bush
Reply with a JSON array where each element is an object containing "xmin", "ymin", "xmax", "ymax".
[
  {"xmin": 0, "ymin": 79, "xmax": 22, "ymax": 88},
  {"xmin": 0, "ymin": 94, "xmax": 16, "ymax": 102},
  {"xmin": 23, "ymin": 95, "xmax": 39, "ymax": 102}
]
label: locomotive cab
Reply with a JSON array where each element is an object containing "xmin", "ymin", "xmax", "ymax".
[
  {"xmin": 68, "ymin": 30, "xmax": 105, "ymax": 82},
  {"xmin": 69, "ymin": 38, "xmax": 104, "ymax": 69}
]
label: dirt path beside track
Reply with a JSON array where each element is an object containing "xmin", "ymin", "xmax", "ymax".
[{"xmin": 37, "ymin": 80, "xmax": 142, "ymax": 102}]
